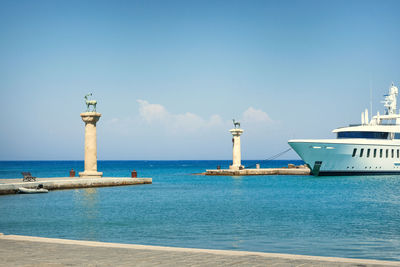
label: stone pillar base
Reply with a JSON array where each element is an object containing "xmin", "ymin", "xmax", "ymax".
[
  {"xmin": 229, "ymin": 165, "xmax": 244, "ymax": 170},
  {"xmin": 79, "ymin": 171, "xmax": 103, "ymax": 178}
]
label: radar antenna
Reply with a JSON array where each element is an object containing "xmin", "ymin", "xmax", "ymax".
[{"xmin": 381, "ymin": 83, "xmax": 398, "ymax": 115}]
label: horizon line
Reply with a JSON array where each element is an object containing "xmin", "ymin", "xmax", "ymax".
[{"xmin": 0, "ymin": 159, "xmax": 302, "ymax": 162}]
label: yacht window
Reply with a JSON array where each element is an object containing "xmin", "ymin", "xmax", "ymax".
[
  {"xmin": 352, "ymin": 148, "xmax": 357, "ymax": 157},
  {"xmin": 397, "ymin": 149, "xmax": 399, "ymax": 158},
  {"xmin": 392, "ymin": 149, "xmax": 394, "ymax": 158},
  {"xmin": 367, "ymin": 149, "xmax": 370, "ymax": 157},
  {"xmin": 386, "ymin": 149, "xmax": 389, "ymax": 158},
  {"xmin": 380, "ymin": 149, "xmax": 383, "ymax": 158},
  {"xmin": 337, "ymin": 131, "xmax": 389, "ymax": 139},
  {"xmin": 374, "ymin": 149, "xmax": 377, "ymax": 158},
  {"xmin": 395, "ymin": 133, "xmax": 400, "ymax": 139},
  {"xmin": 360, "ymin": 149, "xmax": 364, "ymax": 157}
]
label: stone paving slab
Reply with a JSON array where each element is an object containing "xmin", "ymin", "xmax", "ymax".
[{"xmin": 0, "ymin": 234, "xmax": 399, "ymax": 266}]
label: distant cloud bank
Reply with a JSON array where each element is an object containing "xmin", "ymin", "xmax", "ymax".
[
  {"xmin": 136, "ymin": 100, "xmax": 273, "ymax": 134},
  {"xmin": 242, "ymin": 107, "xmax": 272, "ymax": 123},
  {"xmin": 137, "ymin": 99, "xmax": 224, "ymax": 134}
]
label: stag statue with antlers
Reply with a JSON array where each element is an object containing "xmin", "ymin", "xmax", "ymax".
[
  {"xmin": 84, "ymin": 93, "xmax": 97, "ymax": 112},
  {"xmin": 232, "ymin": 119, "xmax": 240, "ymax": 129}
]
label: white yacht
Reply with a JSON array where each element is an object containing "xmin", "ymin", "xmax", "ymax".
[{"xmin": 289, "ymin": 83, "xmax": 400, "ymax": 176}]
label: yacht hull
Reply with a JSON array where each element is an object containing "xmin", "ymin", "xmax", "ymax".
[{"xmin": 288, "ymin": 139, "xmax": 400, "ymax": 176}]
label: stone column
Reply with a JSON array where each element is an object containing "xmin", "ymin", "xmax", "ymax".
[
  {"xmin": 229, "ymin": 128, "xmax": 244, "ymax": 170},
  {"xmin": 79, "ymin": 112, "xmax": 103, "ymax": 178}
]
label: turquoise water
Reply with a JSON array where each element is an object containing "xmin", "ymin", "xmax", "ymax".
[{"xmin": 0, "ymin": 160, "xmax": 399, "ymax": 261}]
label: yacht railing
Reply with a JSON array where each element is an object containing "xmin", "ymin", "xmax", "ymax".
[
  {"xmin": 333, "ymin": 124, "xmax": 400, "ymax": 130},
  {"xmin": 347, "ymin": 123, "xmax": 400, "ymax": 127}
]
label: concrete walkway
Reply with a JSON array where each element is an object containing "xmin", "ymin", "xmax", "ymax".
[{"xmin": 0, "ymin": 234, "xmax": 399, "ymax": 266}]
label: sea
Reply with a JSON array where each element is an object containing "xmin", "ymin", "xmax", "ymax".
[{"xmin": 0, "ymin": 160, "xmax": 399, "ymax": 261}]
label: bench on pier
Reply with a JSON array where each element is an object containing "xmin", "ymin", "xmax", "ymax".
[{"xmin": 21, "ymin": 172, "xmax": 36, "ymax": 182}]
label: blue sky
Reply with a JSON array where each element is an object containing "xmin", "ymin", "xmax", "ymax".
[{"xmin": 1, "ymin": 0, "xmax": 400, "ymax": 160}]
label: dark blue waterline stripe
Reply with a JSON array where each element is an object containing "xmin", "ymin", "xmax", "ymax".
[{"xmin": 318, "ymin": 171, "xmax": 400, "ymax": 176}]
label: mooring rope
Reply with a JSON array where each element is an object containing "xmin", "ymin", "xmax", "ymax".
[{"xmin": 245, "ymin": 148, "xmax": 292, "ymax": 169}]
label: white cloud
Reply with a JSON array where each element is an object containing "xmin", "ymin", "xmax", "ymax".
[
  {"xmin": 208, "ymin": 114, "xmax": 224, "ymax": 126},
  {"xmin": 137, "ymin": 100, "xmax": 225, "ymax": 134},
  {"xmin": 109, "ymin": 118, "xmax": 120, "ymax": 123},
  {"xmin": 137, "ymin": 100, "xmax": 168, "ymax": 123},
  {"xmin": 242, "ymin": 107, "xmax": 272, "ymax": 123}
]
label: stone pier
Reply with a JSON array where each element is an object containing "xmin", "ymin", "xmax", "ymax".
[
  {"xmin": 205, "ymin": 165, "xmax": 311, "ymax": 176},
  {"xmin": 79, "ymin": 112, "xmax": 103, "ymax": 178},
  {"xmin": 0, "ymin": 177, "xmax": 152, "ymax": 195}
]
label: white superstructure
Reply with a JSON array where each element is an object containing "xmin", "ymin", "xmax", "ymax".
[{"xmin": 289, "ymin": 83, "xmax": 400, "ymax": 176}]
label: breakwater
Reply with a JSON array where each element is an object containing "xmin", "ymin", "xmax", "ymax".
[
  {"xmin": 0, "ymin": 177, "xmax": 152, "ymax": 195},
  {"xmin": 204, "ymin": 164, "xmax": 310, "ymax": 176}
]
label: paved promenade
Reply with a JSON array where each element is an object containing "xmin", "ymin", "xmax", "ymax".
[{"xmin": 0, "ymin": 234, "xmax": 399, "ymax": 266}]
